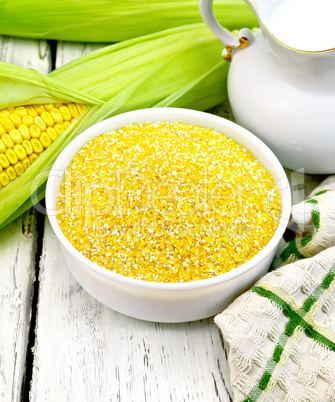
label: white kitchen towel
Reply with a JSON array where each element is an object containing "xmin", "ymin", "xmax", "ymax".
[{"xmin": 215, "ymin": 176, "xmax": 335, "ymax": 402}]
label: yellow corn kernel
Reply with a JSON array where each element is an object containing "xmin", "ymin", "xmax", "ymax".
[
  {"xmin": 30, "ymin": 124, "xmax": 41, "ymax": 138},
  {"xmin": 44, "ymin": 104, "xmax": 54, "ymax": 111},
  {"xmin": 0, "ymin": 123, "xmax": 6, "ymax": 135},
  {"xmin": 27, "ymin": 106, "xmax": 38, "ymax": 117},
  {"xmin": 14, "ymin": 144, "xmax": 27, "ymax": 161},
  {"xmin": 41, "ymin": 111, "xmax": 54, "ymax": 127},
  {"xmin": 29, "ymin": 153, "xmax": 38, "ymax": 164},
  {"xmin": 33, "ymin": 105, "xmax": 46, "ymax": 114},
  {"xmin": 22, "ymin": 115, "xmax": 34, "ymax": 127},
  {"xmin": 76, "ymin": 104, "xmax": 86, "ymax": 113},
  {"xmin": 0, "ymin": 139, "xmax": 5, "ymax": 154},
  {"xmin": 46, "ymin": 127, "xmax": 58, "ymax": 141},
  {"xmin": 0, "ymin": 110, "xmax": 9, "ymax": 117},
  {"xmin": 40, "ymin": 132, "xmax": 52, "ymax": 148},
  {"xmin": 63, "ymin": 121, "xmax": 71, "ymax": 130},
  {"xmin": 19, "ymin": 116, "xmax": 34, "ymax": 131},
  {"xmin": 22, "ymin": 140, "xmax": 33, "ymax": 156},
  {"xmin": 31, "ymin": 139, "xmax": 43, "ymax": 154},
  {"xmin": 5, "ymin": 149, "xmax": 18, "ymax": 165},
  {"xmin": 14, "ymin": 162, "xmax": 24, "ymax": 176},
  {"xmin": 9, "ymin": 129, "xmax": 23, "ymax": 144},
  {"xmin": 59, "ymin": 106, "xmax": 71, "ymax": 121},
  {"xmin": 0, "ymin": 172, "xmax": 10, "ymax": 186},
  {"xmin": 50, "ymin": 108, "xmax": 64, "ymax": 124},
  {"xmin": 54, "ymin": 124, "xmax": 65, "ymax": 136},
  {"xmin": 6, "ymin": 166, "xmax": 17, "ymax": 181},
  {"xmin": 1, "ymin": 117, "xmax": 15, "ymax": 132},
  {"xmin": 34, "ymin": 116, "xmax": 47, "ymax": 131},
  {"xmin": 2, "ymin": 134, "xmax": 14, "ymax": 149},
  {"xmin": 9, "ymin": 113, "xmax": 21, "ymax": 128},
  {"xmin": 54, "ymin": 103, "xmax": 63, "ymax": 108},
  {"xmin": 68, "ymin": 103, "xmax": 79, "ymax": 118},
  {"xmin": 19, "ymin": 124, "xmax": 31, "ymax": 140},
  {"xmin": 15, "ymin": 107, "xmax": 28, "ymax": 117},
  {"xmin": 0, "ymin": 154, "xmax": 9, "ymax": 168},
  {"xmin": 22, "ymin": 157, "xmax": 31, "ymax": 171}
]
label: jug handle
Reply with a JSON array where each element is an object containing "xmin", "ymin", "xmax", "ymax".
[{"xmin": 199, "ymin": 0, "xmax": 250, "ymax": 62}]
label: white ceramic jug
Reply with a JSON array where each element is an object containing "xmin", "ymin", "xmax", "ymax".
[{"xmin": 199, "ymin": 0, "xmax": 335, "ymax": 174}]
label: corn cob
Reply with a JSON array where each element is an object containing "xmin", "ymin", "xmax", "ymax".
[
  {"xmin": 0, "ymin": 0, "xmax": 258, "ymax": 42},
  {"xmin": 0, "ymin": 103, "xmax": 86, "ymax": 190}
]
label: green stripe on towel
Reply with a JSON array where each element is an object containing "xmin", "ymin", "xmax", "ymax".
[
  {"xmin": 243, "ymin": 262, "xmax": 335, "ymax": 401},
  {"xmin": 270, "ymin": 198, "xmax": 321, "ymax": 271}
]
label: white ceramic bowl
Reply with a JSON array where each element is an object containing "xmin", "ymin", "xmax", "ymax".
[{"xmin": 46, "ymin": 108, "xmax": 291, "ymax": 323}]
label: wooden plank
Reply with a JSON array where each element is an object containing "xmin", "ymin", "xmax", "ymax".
[
  {"xmin": 0, "ymin": 215, "xmax": 37, "ymax": 401},
  {"xmin": 55, "ymin": 42, "xmax": 105, "ymax": 69},
  {"xmin": 0, "ymin": 36, "xmax": 51, "ymax": 401},
  {"xmin": 0, "ymin": 36, "xmax": 51, "ymax": 73}
]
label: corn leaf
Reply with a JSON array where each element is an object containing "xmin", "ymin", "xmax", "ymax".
[
  {"xmin": 0, "ymin": 0, "xmax": 258, "ymax": 42},
  {"xmin": 0, "ymin": 62, "xmax": 104, "ymax": 110},
  {"xmin": 155, "ymin": 61, "xmax": 228, "ymax": 110},
  {"xmin": 50, "ymin": 25, "xmax": 223, "ymax": 101}
]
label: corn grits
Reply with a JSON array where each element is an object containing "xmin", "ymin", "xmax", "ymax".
[{"xmin": 57, "ymin": 122, "xmax": 281, "ymax": 283}]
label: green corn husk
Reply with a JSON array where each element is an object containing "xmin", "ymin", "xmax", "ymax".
[
  {"xmin": 0, "ymin": 0, "xmax": 257, "ymax": 42},
  {"xmin": 0, "ymin": 24, "xmax": 230, "ymax": 229},
  {"xmin": 50, "ymin": 25, "xmax": 227, "ymax": 103}
]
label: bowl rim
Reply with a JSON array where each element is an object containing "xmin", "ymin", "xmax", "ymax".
[{"xmin": 46, "ymin": 107, "xmax": 291, "ymax": 290}]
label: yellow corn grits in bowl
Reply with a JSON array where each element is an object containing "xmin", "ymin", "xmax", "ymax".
[{"xmin": 56, "ymin": 121, "xmax": 281, "ymax": 283}]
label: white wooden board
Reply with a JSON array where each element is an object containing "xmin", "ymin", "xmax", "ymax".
[
  {"xmin": 55, "ymin": 42, "xmax": 105, "ymax": 69},
  {"xmin": 0, "ymin": 36, "xmax": 51, "ymax": 401},
  {"xmin": 0, "ymin": 214, "xmax": 37, "ymax": 401},
  {"xmin": 0, "ymin": 36, "xmax": 51, "ymax": 72}
]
